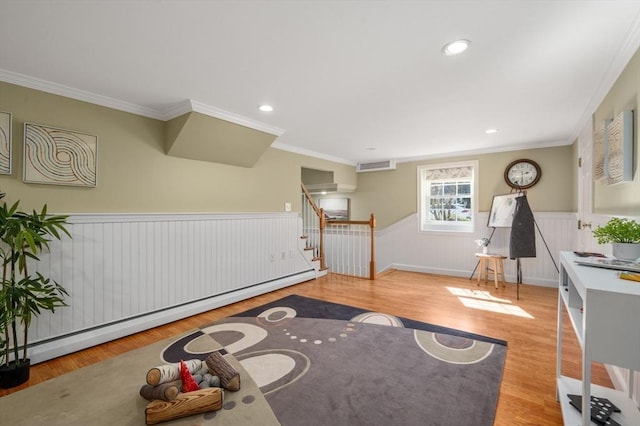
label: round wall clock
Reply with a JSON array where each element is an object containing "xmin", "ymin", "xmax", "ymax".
[{"xmin": 504, "ymin": 159, "xmax": 541, "ymax": 189}]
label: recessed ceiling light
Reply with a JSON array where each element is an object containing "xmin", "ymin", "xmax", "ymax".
[
  {"xmin": 485, "ymin": 128, "xmax": 498, "ymax": 134},
  {"xmin": 442, "ymin": 39, "xmax": 470, "ymax": 56},
  {"xmin": 258, "ymin": 104, "xmax": 274, "ymax": 112}
]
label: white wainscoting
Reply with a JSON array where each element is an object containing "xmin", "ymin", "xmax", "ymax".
[
  {"xmin": 25, "ymin": 213, "xmax": 316, "ymax": 364},
  {"xmin": 376, "ymin": 212, "xmax": 577, "ymax": 286}
]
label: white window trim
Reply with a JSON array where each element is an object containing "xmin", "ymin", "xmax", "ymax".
[{"xmin": 417, "ymin": 160, "xmax": 479, "ymax": 233}]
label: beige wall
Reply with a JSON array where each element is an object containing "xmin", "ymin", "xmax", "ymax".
[
  {"xmin": 348, "ymin": 145, "xmax": 575, "ymax": 228},
  {"xmin": 301, "ymin": 167, "xmax": 334, "ymax": 185},
  {"xmin": 7, "ymin": 65, "xmax": 629, "ymax": 227},
  {"xmin": 0, "ymin": 82, "xmax": 355, "ymax": 214},
  {"xmin": 593, "ymin": 48, "xmax": 640, "ymax": 215}
]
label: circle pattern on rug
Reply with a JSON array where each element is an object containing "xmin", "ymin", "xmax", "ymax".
[
  {"xmin": 414, "ymin": 330, "xmax": 494, "ymax": 364},
  {"xmin": 236, "ymin": 349, "xmax": 310, "ymax": 395},
  {"xmin": 256, "ymin": 307, "xmax": 297, "ymax": 326},
  {"xmin": 350, "ymin": 312, "xmax": 405, "ymax": 327}
]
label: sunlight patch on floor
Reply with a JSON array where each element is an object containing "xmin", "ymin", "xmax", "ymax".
[
  {"xmin": 446, "ymin": 287, "xmax": 534, "ymax": 319},
  {"xmin": 446, "ymin": 287, "xmax": 511, "ymax": 303}
]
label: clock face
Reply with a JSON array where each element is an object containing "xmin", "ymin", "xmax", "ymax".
[{"xmin": 504, "ymin": 159, "xmax": 541, "ymax": 189}]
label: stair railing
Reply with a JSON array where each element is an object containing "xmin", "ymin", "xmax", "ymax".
[
  {"xmin": 324, "ymin": 214, "xmax": 376, "ymax": 279},
  {"xmin": 301, "ymin": 183, "xmax": 326, "ymax": 270},
  {"xmin": 301, "ymin": 183, "xmax": 376, "ymax": 279}
]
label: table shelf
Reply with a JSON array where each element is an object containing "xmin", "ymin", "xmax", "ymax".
[{"xmin": 557, "ymin": 251, "xmax": 640, "ymax": 425}]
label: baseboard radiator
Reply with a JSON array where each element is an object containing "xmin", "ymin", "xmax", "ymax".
[{"xmin": 24, "ymin": 212, "xmax": 315, "ymax": 364}]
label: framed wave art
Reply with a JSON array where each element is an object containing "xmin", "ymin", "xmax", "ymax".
[
  {"xmin": 23, "ymin": 122, "xmax": 98, "ymax": 187},
  {"xmin": 0, "ymin": 111, "xmax": 12, "ymax": 174}
]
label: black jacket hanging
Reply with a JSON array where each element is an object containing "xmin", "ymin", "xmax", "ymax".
[{"xmin": 509, "ymin": 195, "xmax": 536, "ymax": 259}]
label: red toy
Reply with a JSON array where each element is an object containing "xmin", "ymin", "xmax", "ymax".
[{"xmin": 179, "ymin": 360, "xmax": 200, "ymax": 392}]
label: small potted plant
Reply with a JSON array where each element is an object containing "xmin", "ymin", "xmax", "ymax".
[
  {"xmin": 592, "ymin": 217, "xmax": 640, "ymax": 261},
  {"xmin": 0, "ymin": 200, "xmax": 70, "ymax": 388},
  {"xmin": 475, "ymin": 237, "xmax": 491, "ymax": 254}
]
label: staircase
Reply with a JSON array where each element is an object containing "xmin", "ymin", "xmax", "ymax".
[
  {"xmin": 300, "ymin": 183, "xmax": 375, "ymax": 279},
  {"xmin": 300, "ymin": 235, "xmax": 328, "ymax": 277}
]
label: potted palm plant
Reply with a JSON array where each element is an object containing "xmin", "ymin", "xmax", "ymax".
[
  {"xmin": 592, "ymin": 217, "xmax": 640, "ymax": 262},
  {"xmin": 0, "ymin": 200, "xmax": 70, "ymax": 388}
]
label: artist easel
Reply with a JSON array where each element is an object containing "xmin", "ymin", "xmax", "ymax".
[
  {"xmin": 511, "ymin": 189, "xmax": 559, "ymax": 299},
  {"xmin": 470, "ymin": 189, "xmax": 559, "ymax": 300}
]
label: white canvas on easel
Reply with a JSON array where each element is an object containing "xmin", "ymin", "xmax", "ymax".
[{"xmin": 487, "ymin": 193, "xmax": 520, "ymax": 228}]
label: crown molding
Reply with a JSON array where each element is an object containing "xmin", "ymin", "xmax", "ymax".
[
  {"xmin": 396, "ymin": 139, "xmax": 571, "ymax": 164},
  {"xmin": 0, "ymin": 70, "xmax": 286, "ymax": 137},
  {"xmin": 161, "ymin": 99, "xmax": 285, "ymax": 137},
  {"xmin": 270, "ymin": 141, "xmax": 356, "ymax": 166},
  {"xmin": 0, "ymin": 69, "xmax": 164, "ymax": 119}
]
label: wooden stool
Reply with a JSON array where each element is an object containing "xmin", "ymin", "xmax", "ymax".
[{"xmin": 475, "ymin": 253, "xmax": 507, "ymax": 289}]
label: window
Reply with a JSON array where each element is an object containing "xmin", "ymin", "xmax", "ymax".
[{"xmin": 418, "ymin": 161, "xmax": 477, "ymax": 232}]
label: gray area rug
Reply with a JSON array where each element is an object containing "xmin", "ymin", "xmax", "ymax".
[{"xmin": 0, "ymin": 295, "xmax": 506, "ymax": 425}]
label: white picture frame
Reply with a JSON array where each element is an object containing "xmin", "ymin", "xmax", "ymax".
[
  {"xmin": 319, "ymin": 198, "xmax": 350, "ymax": 221},
  {"xmin": 0, "ymin": 111, "xmax": 12, "ymax": 175},
  {"xmin": 606, "ymin": 110, "xmax": 634, "ymax": 184},
  {"xmin": 593, "ymin": 118, "xmax": 612, "ymax": 181},
  {"xmin": 23, "ymin": 122, "xmax": 98, "ymax": 187}
]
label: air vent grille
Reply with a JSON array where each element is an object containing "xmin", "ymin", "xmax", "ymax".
[{"xmin": 356, "ymin": 160, "xmax": 396, "ymax": 172}]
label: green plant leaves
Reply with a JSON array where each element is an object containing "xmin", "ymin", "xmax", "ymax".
[
  {"xmin": 592, "ymin": 217, "xmax": 640, "ymax": 244},
  {"xmin": 0, "ymin": 200, "xmax": 71, "ymax": 366}
]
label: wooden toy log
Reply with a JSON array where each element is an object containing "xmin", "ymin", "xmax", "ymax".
[
  {"xmin": 205, "ymin": 352, "xmax": 240, "ymax": 391},
  {"xmin": 145, "ymin": 387, "xmax": 223, "ymax": 425},
  {"xmin": 146, "ymin": 359, "xmax": 203, "ymax": 385},
  {"xmin": 139, "ymin": 380, "xmax": 181, "ymax": 401}
]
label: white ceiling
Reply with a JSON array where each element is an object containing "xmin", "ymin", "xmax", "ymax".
[{"xmin": 1, "ymin": 1, "xmax": 639, "ymax": 165}]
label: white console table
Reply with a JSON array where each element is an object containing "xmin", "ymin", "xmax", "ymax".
[{"xmin": 557, "ymin": 251, "xmax": 640, "ymax": 425}]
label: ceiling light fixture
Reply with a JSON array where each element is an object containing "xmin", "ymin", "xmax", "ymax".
[
  {"xmin": 485, "ymin": 128, "xmax": 498, "ymax": 134},
  {"xmin": 258, "ymin": 104, "xmax": 274, "ymax": 112},
  {"xmin": 442, "ymin": 39, "xmax": 470, "ymax": 56}
]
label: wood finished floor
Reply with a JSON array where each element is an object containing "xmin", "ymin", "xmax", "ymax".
[{"xmin": 0, "ymin": 270, "xmax": 613, "ymax": 425}]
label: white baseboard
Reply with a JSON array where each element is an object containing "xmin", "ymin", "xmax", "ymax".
[{"xmin": 391, "ymin": 263, "xmax": 558, "ymax": 287}]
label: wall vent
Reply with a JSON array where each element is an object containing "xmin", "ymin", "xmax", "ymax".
[{"xmin": 356, "ymin": 160, "xmax": 396, "ymax": 173}]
